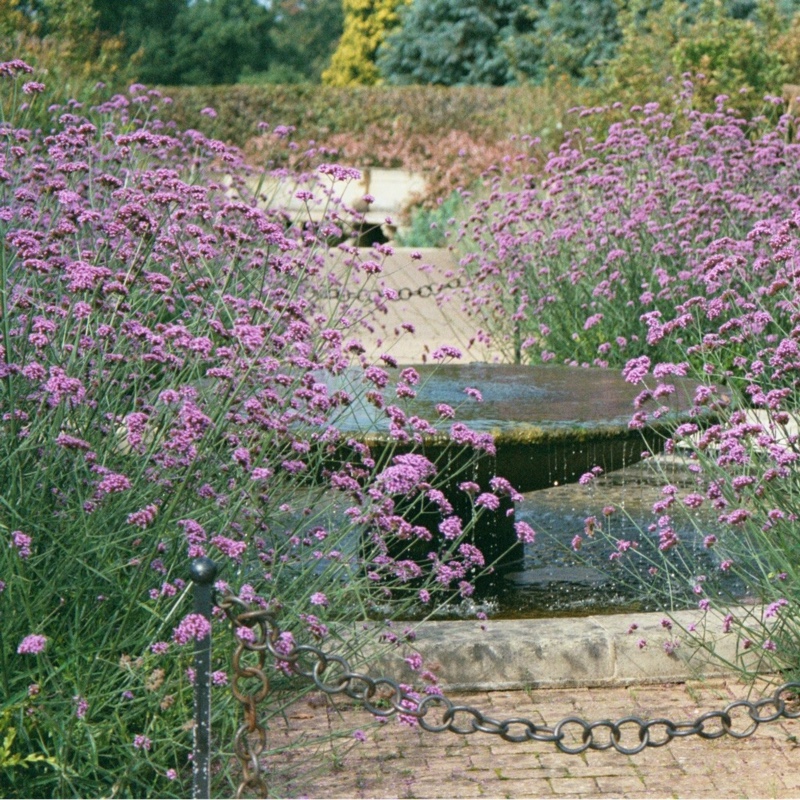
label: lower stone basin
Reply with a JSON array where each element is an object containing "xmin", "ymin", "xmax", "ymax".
[{"xmin": 327, "ymin": 364, "xmax": 697, "ymax": 583}]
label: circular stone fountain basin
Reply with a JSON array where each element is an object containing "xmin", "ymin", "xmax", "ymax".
[
  {"xmin": 324, "ymin": 363, "xmax": 698, "ymax": 583},
  {"xmin": 329, "ymin": 363, "xmax": 696, "ymax": 493}
]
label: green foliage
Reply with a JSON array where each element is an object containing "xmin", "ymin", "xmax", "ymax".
[
  {"xmin": 0, "ymin": 705, "xmax": 59, "ymax": 779},
  {"xmin": 600, "ymin": 0, "xmax": 695, "ymax": 107},
  {"xmin": 94, "ymin": 0, "xmax": 185, "ymax": 38},
  {"xmin": 238, "ymin": 63, "xmax": 309, "ymax": 85},
  {"xmin": 160, "ymin": 82, "xmax": 572, "ymax": 148},
  {"xmin": 136, "ymin": 0, "xmax": 274, "ymax": 86},
  {"xmin": 672, "ymin": 0, "xmax": 788, "ymax": 112},
  {"xmin": 371, "ymin": 0, "xmax": 800, "ymax": 101},
  {"xmin": 376, "ymin": 0, "xmax": 534, "ymax": 86},
  {"xmin": 505, "ymin": 0, "xmax": 622, "ymax": 85},
  {"xmin": 395, "ymin": 190, "xmax": 464, "ymax": 246},
  {"xmin": 93, "ymin": 0, "xmax": 185, "ymax": 83},
  {"xmin": 322, "ymin": 0, "xmax": 408, "ymax": 86},
  {"xmin": 95, "ymin": 0, "xmax": 342, "ymax": 86},
  {"xmin": 776, "ymin": 11, "xmax": 800, "ymax": 82},
  {"xmin": 94, "ymin": 0, "xmax": 275, "ymax": 85},
  {"xmin": 602, "ymin": 0, "xmax": 798, "ymax": 114},
  {"xmin": 0, "ymin": 0, "xmax": 128, "ymax": 87},
  {"xmin": 0, "ymin": 1, "xmax": 32, "ymax": 39},
  {"xmin": 0, "ymin": 67, "xmax": 496, "ymax": 798},
  {"xmin": 270, "ymin": 0, "xmax": 344, "ymax": 84},
  {"xmin": 6, "ymin": 0, "xmax": 800, "ymax": 96},
  {"xmin": 4, "ymin": 0, "xmax": 337, "ymax": 88}
]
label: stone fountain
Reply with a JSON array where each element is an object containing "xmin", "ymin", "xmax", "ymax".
[{"xmin": 327, "ymin": 363, "xmax": 697, "ymax": 589}]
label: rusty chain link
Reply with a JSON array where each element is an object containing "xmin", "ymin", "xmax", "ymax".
[
  {"xmin": 326, "ymin": 276, "xmax": 463, "ymax": 303},
  {"xmin": 219, "ymin": 596, "xmax": 271, "ymax": 798},
  {"xmin": 219, "ymin": 592, "xmax": 800, "ymax": 796}
]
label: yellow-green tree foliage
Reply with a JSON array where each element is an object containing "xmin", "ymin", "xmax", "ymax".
[
  {"xmin": 600, "ymin": 0, "xmax": 689, "ymax": 104},
  {"xmin": 322, "ymin": 0, "xmax": 409, "ymax": 86},
  {"xmin": 775, "ymin": 10, "xmax": 800, "ymax": 85},
  {"xmin": 0, "ymin": 0, "xmax": 126, "ymax": 84},
  {"xmin": 0, "ymin": 0, "xmax": 36, "ymax": 43},
  {"xmin": 672, "ymin": 0, "xmax": 786, "ymax": 112},
  {"xmin": 601, "ymin": 0, "xmax": 794, "ymax": 116}
]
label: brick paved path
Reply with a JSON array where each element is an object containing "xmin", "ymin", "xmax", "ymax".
[{"xmin": 263, "ymin": 679, "xmax": 799, "ymax": 798}]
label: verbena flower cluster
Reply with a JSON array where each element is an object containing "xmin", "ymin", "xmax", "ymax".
[
  {"xmin": 458, "ymin": 83, "xmax": 800, "ymax": 673},
  {"xmin": 459, "ymin": 87, "xmax": 799, "ymax": 372},
  {"xmin": 0, "ymin": 64, "xmax": 512, "ymax": 798}
]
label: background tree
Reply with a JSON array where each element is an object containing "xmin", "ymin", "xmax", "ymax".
[
  {"xmin": 376, "ymin": 0, "xmax": 534, "ymax": 86},
  {"xmin": 0, "ymin": 0, "xmax": 126, "ymax": 84},
  {"xmin": 672, "ymin": 0, "xmax": 787, "ymax": 109},
  {"xmin": 93, "ymin": 0, "xmax": 184, "ymax": 79},
  {"xmin": 159, "ymin": 0, "xmax": 274, "ymax": 85},
  {"xmin": 322, "ymin": 0, "xmax": 408, "ymax": 86},
  {"xmin": 504, "ymin": 0, "xmax": 622, "ymax": 85},
  {"xmin": 0, "ymin": 0, "xmax": 35, "ymax": 41},
  {"xmin": 602, "ymin": 0, "xmax": 799, "ymax": 114},
  {"xmin": 244, "ymin": 0, "xmax": 344, "ymax": 84},
  {"xmin": 2, "ymin": 0, "xmax": 339, "ymax": 88},
  {"xmin": 600, "ymin": 0, "xmax": 694, "ymax": 103},
  {"xmin": 776, "ymin": 9, "xmax": 800, "ymax": 85}
]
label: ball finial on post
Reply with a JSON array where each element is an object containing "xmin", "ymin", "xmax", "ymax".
[{"xmin": 189, "ymin": 556, "xmax": 218, "ymax": 586}]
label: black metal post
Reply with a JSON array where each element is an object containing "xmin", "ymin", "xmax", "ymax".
[{"xmin": 189, "ymin": 557, "xmax": 218, "ymax": 800}]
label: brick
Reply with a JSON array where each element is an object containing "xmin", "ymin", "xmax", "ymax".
[
  {"xmin": 407, "ymin": 779, "xmax": 485, "ymax": 798},
  {"xmin": 550, "ymin": 777, "xmax": 601, "ymax": 795},
  {"xmin": 489, "ymin": 778, "xmax": 556, "ymax": 797},
  {"xmin": 565, "ymin": 763, "xmax": 643, "ymax": 778},
  {"xmin": 594, "ymin": 775, "xmax": 647, "ymax": 793},
  {"xmin": 469, "ymin": 767, "xmax": 570, "ymax": 782},
  {"xmin": 287, "ymin": 680, "xmax": 800, "ymax": 800}
]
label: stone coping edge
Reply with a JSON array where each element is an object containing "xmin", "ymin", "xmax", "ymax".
[{"xmin": 367, "ymin": 608, "xmax": 763, "ymax": 692}]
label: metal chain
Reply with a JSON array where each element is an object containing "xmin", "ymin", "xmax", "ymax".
[
  {"xmin": 219, "ymin": 592, "xmax": 800, "ymax": 795},
  {"xmin": 219, "ymin": 595, "xmax": 271, "ymax": 799},
  {"xmin": 326, "ymin": 276, "xmax": 463, "ymax": 303}
]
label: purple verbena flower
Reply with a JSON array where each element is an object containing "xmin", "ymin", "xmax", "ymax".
[
  {"xmin": 172, "ymin": 614, "xmax": 211, "ymax": 645},
  {"xmin": 11, "ymin": 531, "xmax": 32, "ymax": 559},
  {"xmin": 17, "ymin": 634, "xmax": 47, "ymax": 654}
]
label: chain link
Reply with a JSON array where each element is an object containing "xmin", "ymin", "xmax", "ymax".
[
  {"xmin": 219, "ymin": 592, "xmax": 800, "ymax": 796},
  {"xmin": 326, "ymin": 276, "xmax": 463, "ymax": 303},
  {"xmin": 219, "ymin": 594, "xmax": 271, "ymax": 798}
]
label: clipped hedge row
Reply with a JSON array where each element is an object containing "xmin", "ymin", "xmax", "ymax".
[{"xmin": 159, "ymin": 83, "xmax": 587, "ymax": 150}]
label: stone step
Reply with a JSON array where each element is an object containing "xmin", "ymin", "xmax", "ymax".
[
  {"xmin": 245, "ymin": 167, "xmax": 427, "ymax": 231},
  {"xmin": 369, "ymin": 608, "xmax": 759, "ymax": 691}
]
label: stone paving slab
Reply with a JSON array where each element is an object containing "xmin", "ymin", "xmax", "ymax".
[
  {"xmin": 322, "ymin": 247, "xmax": 505, "ymax": 365},
  {"xmin": 369, "ymin": 609, "xmax": 747, "ymax": 692},
  {"xmin": 248, "ymin": 168, "xmax": 426, "ymax": 226},
  {"xmin": 263, "ymin": 678, "xmax": 800, "ymax": 798}
]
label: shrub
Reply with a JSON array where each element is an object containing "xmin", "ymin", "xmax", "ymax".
[
  {"xmin": 395, "ymin": 190, "xmax": 465, "ymax": 247},
  {"xmin": 161, "ymin": 82, "xmax": 592, "ymax": 210},
  {"xmin": 506, "ymin": 0, "xmax": 623, "ymax": 85},
  {"xmin": 600, "ymin": 0, "xmax": 797, "ymax": 118},
  {"xmin": 0, "ymin": 62, "xmax": 513, "ymax": 798},
  {"xmin": 160, "ymin": 83, "xmax": 578, "ymax": 150},
  {"xmin": 672, "ymin": 0, "xmax": 788, "ymax": 115}
]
